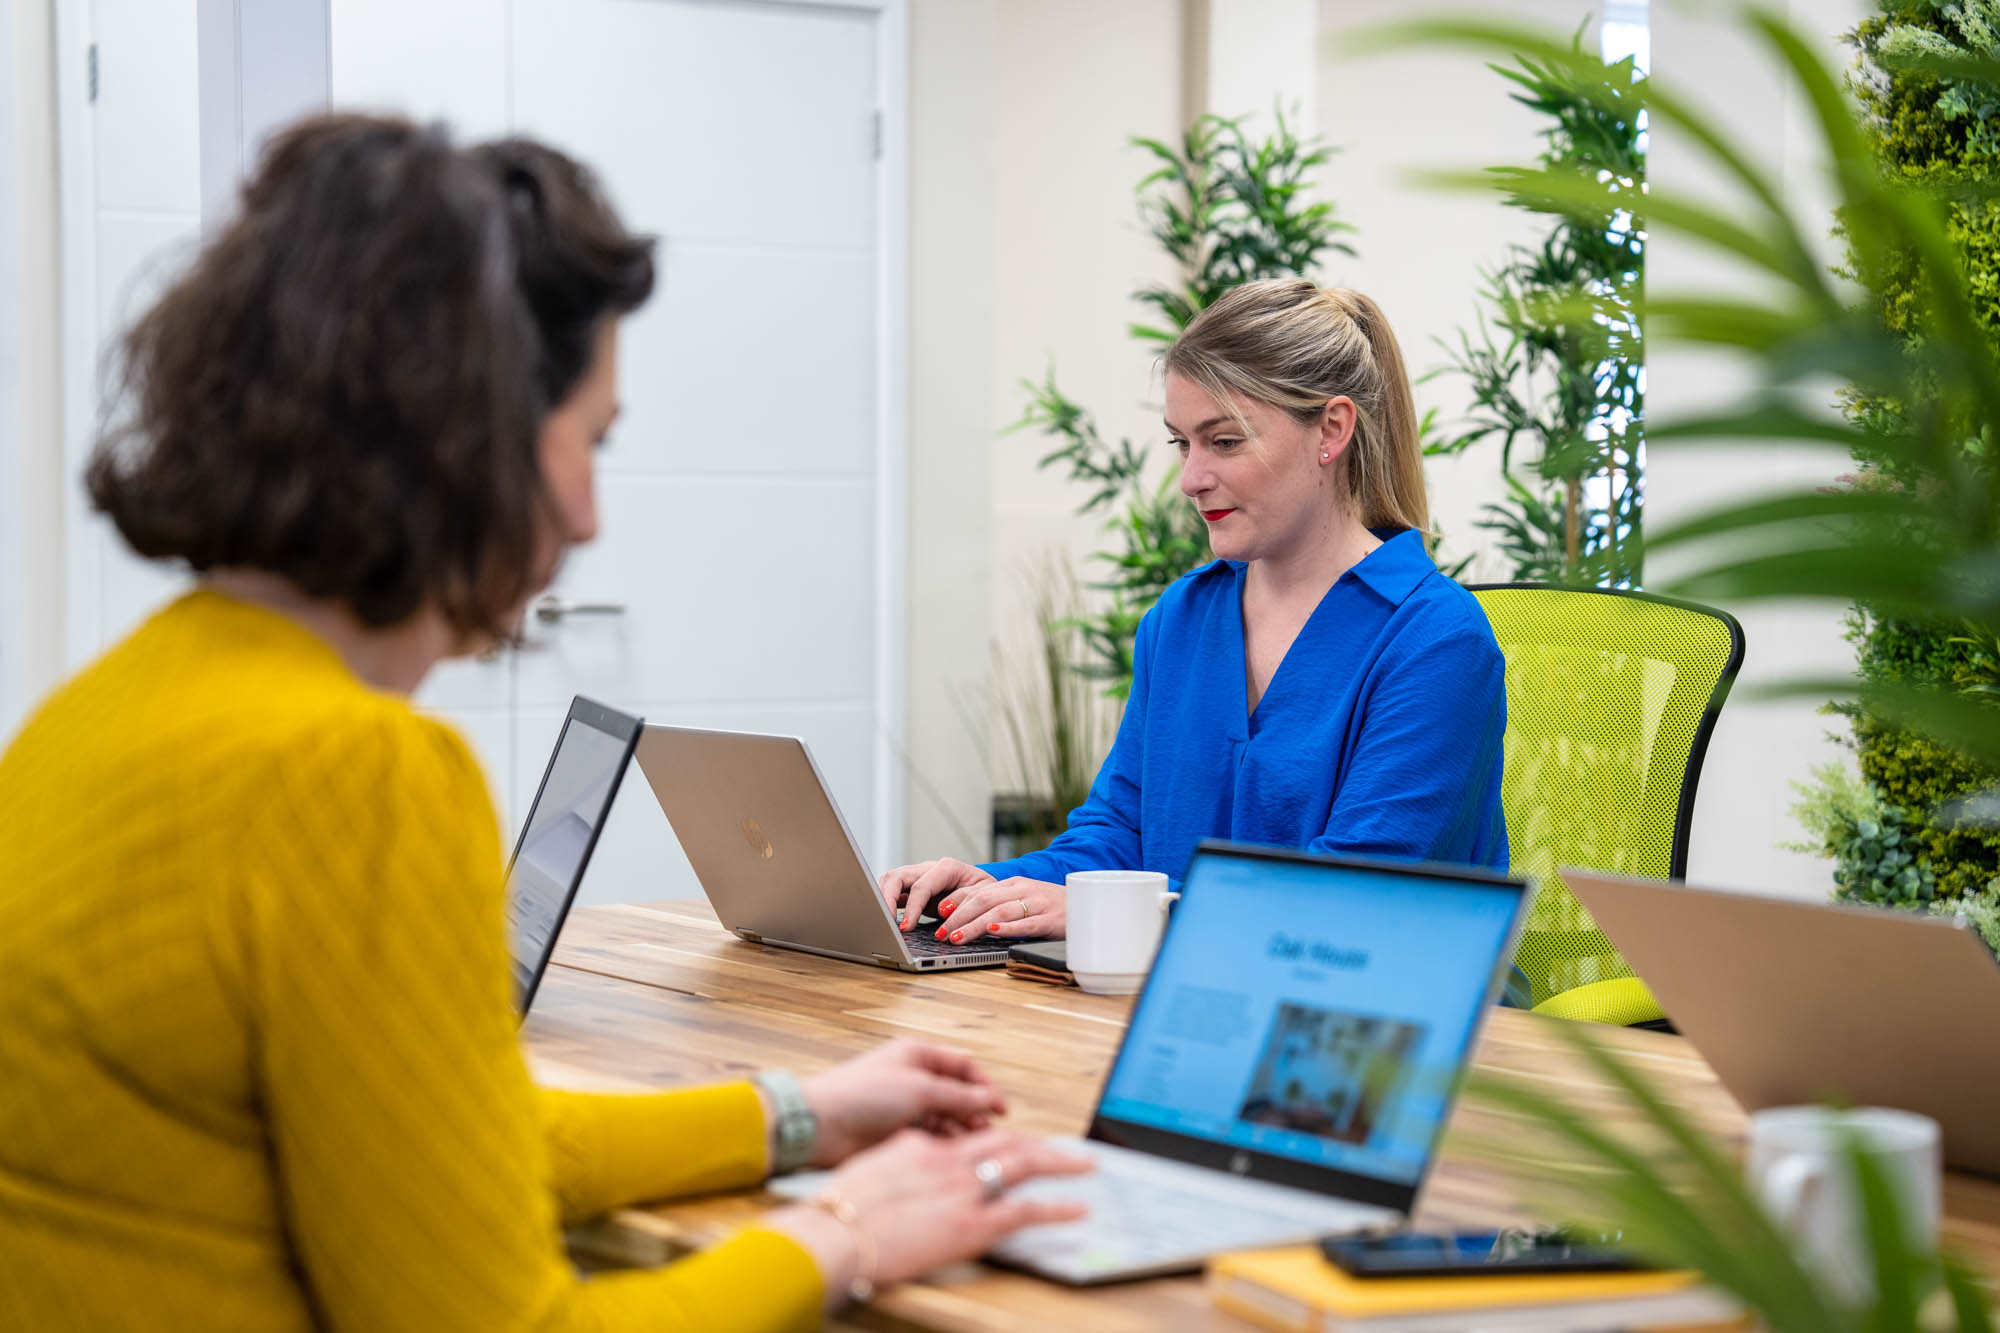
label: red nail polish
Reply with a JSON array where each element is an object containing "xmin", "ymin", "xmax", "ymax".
[
  {"xmin": 987, "ymin": 923, "xmax": 1000, "ymax": 933},
  {"xmin": 941, "ymin": 902, "xmax": 955, "ymax": 913},
  {"xmin": 934, "ymin": 928, "xmax": 944, "ymax": 939},
  {"xmin": 951, "ymin": 930, "xmax": 963, "ymax": 942}
]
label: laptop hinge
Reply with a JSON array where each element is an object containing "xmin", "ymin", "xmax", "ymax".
[
  {"xmin": 735, "ymin": 929, "xmax": 763, "ymax": 945},
  {"xmin": 871, "ymin": 954, "xmax": 901, "ymax": 969}
]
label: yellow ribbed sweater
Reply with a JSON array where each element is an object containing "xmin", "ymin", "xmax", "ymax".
[{"xmin": 0, "ymin": 591, "xmax": 822, "ymax": 1331}]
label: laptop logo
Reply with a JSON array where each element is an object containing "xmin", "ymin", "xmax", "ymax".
[
  {"xmin": 1229, "ymin": 1151, "xmax": 1250, "ymax": 1175},
  {"xmin": 740, "ymin": 817, "xmax": 775, "ymax": 860}
]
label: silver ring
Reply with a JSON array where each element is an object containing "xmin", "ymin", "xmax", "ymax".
[{"xmin": 974, "ymin": 1156, "xmax": 1007, "ymax": 1202}]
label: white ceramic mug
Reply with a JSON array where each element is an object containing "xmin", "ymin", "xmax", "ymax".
[
  {"xmin": 1746, "ymin": 1106, "xmax": 1941, "ymax": 1304},
  {"xmin": 1065, "ymin": 869, "xmax": 1178, "ymax": 995}
]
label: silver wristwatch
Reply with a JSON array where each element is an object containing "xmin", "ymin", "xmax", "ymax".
[{"xmin": 752, "ymin": 1069, "xmax": 819, "ymax": 1174}]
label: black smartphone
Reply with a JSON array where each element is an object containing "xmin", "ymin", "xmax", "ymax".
[
  {"xmin": 1006, "ymin": 939, "xmax": 1067, "ymax": 971},
  {"xmin": 1320, "ymin": 1228, "xmax": 1650, "ymax": 1278}
]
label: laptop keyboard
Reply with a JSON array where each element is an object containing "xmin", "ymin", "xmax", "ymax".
[
  {"xmin": 993, "ymin": 1142, "xmax": 1382, "ymax": 1280},
  {"xmin": 769, "ymin": 1142, "xmax": 1383, "ymax": 1283},
  {"xmin": 904, "ymin": 930, "xmax": 1006, "ymax": 957}
]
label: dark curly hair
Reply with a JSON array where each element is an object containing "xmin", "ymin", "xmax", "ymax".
[{"xmin": 85, "ymin": 113, "xmax": 655, "ymax": 640}]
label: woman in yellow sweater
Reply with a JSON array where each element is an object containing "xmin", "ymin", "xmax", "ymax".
[{"xmin": 0, "ymin": 115, "xmax": 1085, "ymax": 1331}]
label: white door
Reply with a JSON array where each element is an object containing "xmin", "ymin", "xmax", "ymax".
[
  {"xmin": 334, "ymin": 0, "xmax": 896, "ymax": 904},
  {"xmin": 58, "ymin": 0, "xmax": 204, "ymax": 672},
  {"xmin": 59, "ymin": 0, "xmax": 902, "ymax": 904}
]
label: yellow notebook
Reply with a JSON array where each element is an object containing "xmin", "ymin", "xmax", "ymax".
[{"xmin": 1208, "ymin": 1246, "xmax": 1740, "ymax": 1333}]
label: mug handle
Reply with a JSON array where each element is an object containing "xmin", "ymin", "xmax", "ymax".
[
  {"xmin": 1759, "ymin": 1152, "xmax": 1826, "ymax": 1236},
  {"xmin": 1160, "ymin": 890, "xmax": 1180, "ymax": 913}
]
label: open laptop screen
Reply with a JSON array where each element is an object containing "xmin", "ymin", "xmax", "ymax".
[
  {"xmin": 503, "ymin": 698, "xmax": 641, "ymax": 1015},
  {"xmin": 1092, "ymin": 844, "xmax": 1524, "ymax": 1207}
]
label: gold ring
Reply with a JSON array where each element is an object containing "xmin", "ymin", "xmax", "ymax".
[{"xmin": 1017, "ymin": 898, "xmax": 1031, "ymax": 921}]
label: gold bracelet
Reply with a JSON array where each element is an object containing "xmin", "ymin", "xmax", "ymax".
[{"xmin": 809, "ymin": 1186, "xmax": 877, "ymax": 1304}]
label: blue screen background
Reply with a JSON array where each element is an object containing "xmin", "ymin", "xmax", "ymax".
[{"xmin": 1096, "ymin": 854, "xmax": 1521, "ymax": 1186}]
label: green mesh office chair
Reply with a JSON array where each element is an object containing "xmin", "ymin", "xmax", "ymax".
[{"xmin": 1470, "ymin": 585, "xmax": 1744, "ymax": 1027}]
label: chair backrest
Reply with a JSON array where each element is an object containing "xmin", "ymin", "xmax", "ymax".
[{"xmin": 1470, "ymin": 584, "xmax": 1743, "ymax": 1012}]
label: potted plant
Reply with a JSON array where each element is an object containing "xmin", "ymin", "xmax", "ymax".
[
  {"xmin": 1015, "ymin": 110, "xmax": 1354, "ymax": 698},
  {"xmin": 988, "ymin": 560, "xmax": 1117, "ymax": 859},
  {"xmin": 1427, "ymin": 30, "xmax": 1646, "ymax": 587}
]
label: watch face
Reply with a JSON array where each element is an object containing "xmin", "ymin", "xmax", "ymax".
[{"xmin": 756, "ymin": 1071, "xmax": 819, "ymax": 1171}]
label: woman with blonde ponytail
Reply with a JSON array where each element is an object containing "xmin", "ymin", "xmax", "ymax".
[{"xmin": 883, "ymin": 279, "xmax": 1507, "ymax": 941}]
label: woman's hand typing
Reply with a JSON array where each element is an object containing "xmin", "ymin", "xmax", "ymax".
[
  {"xmin": 766, "ymin": 1127, "xmax": 1091, "ymax": 1312},
  {"xmin": 798, "ymin": 1040, "xmax": 1005, "ymax": 1166}
]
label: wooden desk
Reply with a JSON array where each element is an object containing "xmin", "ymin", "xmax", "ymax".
[{"xmin": 524, "ymin": 901, "xmax": 2000, "ymax": 1331}]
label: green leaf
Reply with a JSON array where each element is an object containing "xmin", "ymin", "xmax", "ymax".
[
  {"xmin": 1643, "ymin": 402, "xmax": 1885, "ymax": 451},
  {"xmin": 1643, "ymin": 487, "xmax": 1930, "ymax": 552},
  {"xmin": 1942, "ymin": 1256, "xmax": 1998, "ymax": 1333}
]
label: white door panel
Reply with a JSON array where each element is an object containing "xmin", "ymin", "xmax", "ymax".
[
  {"xmin": 94, "ymin": 525, "xmax": 185, "ymax": 647},
  {"xmin": 91, "ymin": 0, "xmax": 201, "ymax": 214},
  {"xmin": 414, "ymin": 654, "xmax": 516, "ymax": 840},
  {"xmin": 447, "ymin": 708, "xmax": 517, "ymax": 844},
  {"xmin": 330, "ymin": 0, "xmax": 511, "ymax": 140},
  {"xmin": 465, "ymin": 0, "xmax": 886, "ymax": 902},
  {"xmin": 621, "ymin": 241, "xmax": 876, "ymax": 477},
  {"xmin": 415, "ymin": 655, "xmax": 513, "ymax": 714},
  {"xmin": 89, "ymin": 214, "xmax": 201, "ymax": 647},
  {"xmin": 93, "ymin": 213, "xmax": 197, "ymax": 337},
  {"xmin": 515, "ymin": 479, "xmax": 876, "ymax": 709},
  {"xmin": 515, "ymin": 702, "xmax": 876, "ymax": 905},
  {"xmin": 511, "ymin": 0, "xmax": 877, "ymax": 249},
  {"xmin": 76, "ymin": 4, "xmax": 203, "ymax": 662}
]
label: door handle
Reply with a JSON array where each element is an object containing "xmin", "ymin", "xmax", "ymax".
[{"xmin": 532, "ymin": 596, "xmax": 628, "ymax": 624}]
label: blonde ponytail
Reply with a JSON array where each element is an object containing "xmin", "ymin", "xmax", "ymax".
[{"xmin": 1163, "ymin": 279, "xmax": 1430, "ymax": 535}]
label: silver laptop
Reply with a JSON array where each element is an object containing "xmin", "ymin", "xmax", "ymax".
[
  {"xmin": 1566, "ymin": 870, "xmax": 2000, "ymax": 1177},
  {"xmin": 635, "ymin": 725, "xmax": 1015, "ymax": 971},
  {"xmin": 778, "ymin": 841, "xmax": 1529, "ymax": 1282},
  {"xmin": 503, "ymin": 696, "xmax": 642, "ymax": 1016}
]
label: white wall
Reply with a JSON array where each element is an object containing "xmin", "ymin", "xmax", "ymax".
[
  {"xmin": 1203, "ymin": 0, "xmax": 1318, "ymax": 131},
  {"xmin": 2, "ymin": 0, "xmax": 63, "ymax": 746},
  {"xmin": 1, "ymin": 0, "xmax": 23, "ymax": 740},
  {"xmin": 1648, "ymin": 0, "xmax": 1866, "ymax": 899},
  {"xmin": 902, "ymin": 0, "xmax": 997, "ymax": 858},
  {"xmin": 977, "ymin": 0, "xmax": 1184, "ymax": 812}
]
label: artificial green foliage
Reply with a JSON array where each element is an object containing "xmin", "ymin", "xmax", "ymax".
[
  {"xmin": 1854, "ymin": 1, "xmax": 2000, "ymax": 305},
  {"xmin": 1429, "ymin": 37, "xmax": 1645, "ymax": 586},
  {"xmin": 1017, "ymin": 111, "xmax": 1353, "ymax": 696},
  {"xmin": 1789, "ymin": 1, "xmax": 2000, "ymax": 911},
  {"xmin": 991, "ymin": 561, "xmax": 1119, "ymax": 854},
  {"xmin": 1127, "ymin": 111, "xmax": 1356, "ymax": 344},
  {"xmin": 1933, "ymin": 883, "xmax": 2000, "ymax": 952},
  {"xmin": 1851, "ymin": 712, "xmax": 2000, "ymax": 898},
  {"xmin": 1376, "ymin": 5, "xmax": 2000, "ymax": 1324},
  {"xmin": 1867, "ymin": 1, "xmax": 2000, "ymax": 156},
  {"xmin": 1787, "ymin": 760, "xmax": 1941, "ymax": 903}
]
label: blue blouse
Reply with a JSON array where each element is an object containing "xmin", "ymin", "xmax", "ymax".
[{"xmin": 981, "ymin": 529, "xmax": 1508, "ymax": 888}]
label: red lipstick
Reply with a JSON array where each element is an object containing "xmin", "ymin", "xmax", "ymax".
[{"xmin": 1201, "ymin": 508, "xmax": 1235, "ymax": 523}]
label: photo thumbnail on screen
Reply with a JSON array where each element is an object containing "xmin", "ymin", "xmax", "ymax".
[{"xmin": 1235, "ymin": 1002, "xmax": 1426, "ymax": 1148}]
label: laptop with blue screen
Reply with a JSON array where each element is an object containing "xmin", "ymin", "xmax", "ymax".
[
  {"xmin": 502, "ymin": 696, "xmax": 642, "ymax": 1017},
  {"xmin": 773, "ymin": 840, "xmax": 1528, "ymax": 1283}
]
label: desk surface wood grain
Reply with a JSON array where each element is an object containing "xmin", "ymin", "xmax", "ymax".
[{"xmin": 523, "ymin": 901, "xmax": 2000, "ymax": 1331}]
